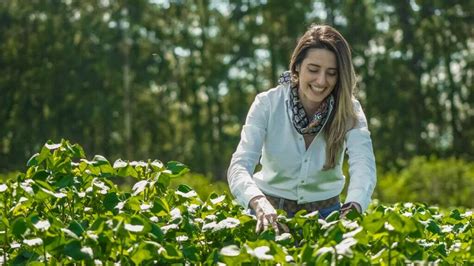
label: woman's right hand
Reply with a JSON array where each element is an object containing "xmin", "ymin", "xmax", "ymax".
[{"xmin": 249, "ymin": 196, "xmax": 279, "ymax": 234}]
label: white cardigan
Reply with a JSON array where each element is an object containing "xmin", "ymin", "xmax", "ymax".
[{"xmin": 227, "ymin": 84, "xmax": 377, "ymax": 212}]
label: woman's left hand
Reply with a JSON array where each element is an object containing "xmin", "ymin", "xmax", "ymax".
[{"xmin": 340, "ymin": 202, "xmax": 362, "ymax": 218}]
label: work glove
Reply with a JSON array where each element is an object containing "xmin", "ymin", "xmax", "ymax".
[
  {"xmin": 340, "ymin": 201, "xmax": 362, "ymax": 218},
  {"xmin": 249, "ymin": 196, "xmax": 280, "ymax": 234}
]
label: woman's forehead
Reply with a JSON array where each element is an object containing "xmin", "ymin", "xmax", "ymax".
[{"xmin": 302, "ymin": 48, "xmax": 337, "ymax": 69}]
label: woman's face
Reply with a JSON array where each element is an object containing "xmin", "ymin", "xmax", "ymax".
[{"xmin": 297, "ymin": 48, "xmax": 338, "ymax": 108}]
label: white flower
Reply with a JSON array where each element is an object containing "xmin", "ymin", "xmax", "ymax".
[
  {"xmin": 61, "ymin": 228, "xmax": 79, "ymax": 239},
  {"xmin": 275, "ymin": 233, "xmax": 292, "ymax": 242},
  {"xmin": 247, "ymin": 246, "xmax": 274, "ymax": 260},
  {"xmin": 315, "ymin": 247, "xmax": 334, "ymax": 256},
  {"xmin": 151, "ymin": 160, "xmax": 163, "ymax": 168},
  {"xmin": 115, "ymin": 201, "xmax": 125, "ymax": 210},
  {"xmin": 132, "ymin": 180, "xmax": 148, "ymax": 196},
  {"xmin": 384, "ymin": 222, "xmax": 395, "ymax": 231},
  {"xmin": 20, "ymin": 181, "xmax": 34, "ymax": 195},
  {"xmin": 441, "ymin": 225, "xmax": 453, "ymax": 233},
  {"xmin": 187, "ymin": 204, "xmax": 200, "ymax": 214},
  {"xmin": 34, "ymin": 220, "xmax": 51, "ymax": 231},
  {"xmin": 170, "ymin": 208, "xmax": 182, "ymax": 220},
  {"xmin": 214, "ymin": 218, "xmax": 240, "ymax": 231},
  {"xmin": 94, "ymin": 259, "xmax": 103, "ymax": 265},
  {"xmin": 341, "ymin": 220, "xmax": 359, "ymax": 230},
  {"xmin": 149, "ymin": 216, "xmax": 159, "ymax": 223},
  {"xmin": 205, "ymin": 214, "xmax": 217, "ymax": 221},
  {"xmin": 210, "ymin": 195, "xmax": 226, "ymax": 205},
  {"xmin": 113, "ymin": 159, "xmax": 128, "ymax": 168},
  {"xmin": 140, "ymin": 203, "xmax": 152, "ymax": 211},
  {"xmin": 343, "ymin": 227, "xmax": 363, "ymax": 239},
  {"xmin": 176, "ymin": 235, "xmax": 189, "ymax": 242},
  {"xmin": 23, "ymin": 238, "xmax": 43, "ymax": 246},
  {"xmin": 402, "ymin": 212, "xmax": 413, "ymax": 217},
  {"xmin": 0, "ymin": 184, "xmax": 7, "ymax": 192},
  {"xmin": 403, "ymin": 202, "xmax": 414, "ymax": 208},
  {"xmin": 450, "ymin": 241, "xmax": 461, "ymax": 252},
  {"xmin": 161, "ymin": 224, "xmax": 179, "ymax": 234},
  {"xmin": 10, "ymin": 242, "xmax": 21, "ymax": 249},
  {"xmin": 45, "ymin": 143, "xmax": 61, "ymax": 150},
  {"xmin": 303, "ymin": 210, "xmax": 319, "ymax": 218},
  {"xmin": 335, "ymin": 237, "xmax": 358, "ymax": 256},
  {"xmin": 175, "ymin": 190, "xmax": 198, "ymax": 198},
  {"xmin": 220, "ymin": 245, "xmax": 240, "ymax": 256},
  {"xmin": 87, "ymin": 231, "xmax": 99, "ymax": 241},
  {"xmin": 124, "ymin": 224, "xmax": 144, "ymax": 233},
  {"xmin": 319, "ymin": 219, "xmax": 338, "ymax": 230},
  {"xmin": 81, "ymin": 246, "xmax": 94, "ymax": 258},
  {"xmin": 202, "ymin": 221, "xmax": 217, "ymax": 232}
]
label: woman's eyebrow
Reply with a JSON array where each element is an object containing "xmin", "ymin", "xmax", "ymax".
[{"xmin": 307, "ymin": 63, "xmax": 337, "ymax": 71}]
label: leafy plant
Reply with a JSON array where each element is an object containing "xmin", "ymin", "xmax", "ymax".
[{"xmin": 0, "ymin": 140, "xmax": 472, "ymax": 264}]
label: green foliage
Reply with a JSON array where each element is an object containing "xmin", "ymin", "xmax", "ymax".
[
  {"xmin": 0, "ymin": 0, "xmax": 473, "ymax": 179},
  {"xmin": 170, "ymin": 173, "xmax": 230, "ymax": 201},
  {"xmin": 0, "ymin": 141, "xmax": 472, "ymax": 264},
  {"xmin": 376, "ymin": 156, "xmax": 474, "ymax": 208}
]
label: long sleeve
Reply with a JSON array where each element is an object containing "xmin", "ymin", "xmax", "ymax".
[
  {"xmin": 227, "ymin": 93, "xmax": 269, "ymax": 208},
  {"xmin": 344, "ymin": 99, "xmax": 377, "ymax": 212}
]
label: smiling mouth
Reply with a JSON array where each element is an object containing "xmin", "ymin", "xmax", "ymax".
[{"xmin": 310, "ymin": 85, "xmax": 325, "ymax": 93}]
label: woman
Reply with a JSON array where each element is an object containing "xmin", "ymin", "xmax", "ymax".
[{"xmin": 227, "ymin": 24, "xmax": 376, "ymax": 234}]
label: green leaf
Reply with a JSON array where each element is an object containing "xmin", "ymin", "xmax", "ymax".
[
  {"xmin": 151, "ymin": 198, "xmax": 170, "ymax": 215},
  {"xmin": 183, "ymin": 245, "xmax": 201, "ymax": 262},
  {"xmin": 68, "ymin": 220, "xmax": 85, "ymax": 237},
  {"xmin": 426, "ymin": 220, "xmax": 441, "ymax": 234},
  {"xmin": 103, "ymin": 192, "xmax": 120, "ymax": 211},
  {"xmin": 162, "ymin": 243, "xmax": 183, "ymax": 261},
  {"xmin": 63, "ymin": 240, "xmax": 92, "ymax": 260},
  {"xmin": 131, "ymin": 246, "xmax": 153, "ymax": 265},
  {"xmin": 166, "ymin": 161, "xmax": 189, "ymax": 176},
  {"xmin": 26, "ymin": 153, "xmax": 40, "ymax": 167},
  {"xmin": 149, "ymin": 223, "xmax": 164, "ymax": 241},
  {"xmin": 11, "ymin": 218, "xmax": 28, "ymax": 238}
]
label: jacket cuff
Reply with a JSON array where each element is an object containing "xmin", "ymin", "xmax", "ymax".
[
  {"xmin": 344, "ymin": 188, "xmax": 371, "ymax": 212},
  {"xmin": 241, "ymin": 186, "xmax": 265, "ymax": 209}
]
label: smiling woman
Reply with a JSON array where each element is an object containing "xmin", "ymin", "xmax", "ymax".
[{"xmin": 227, "ymin": 24, "xmax": 377, "ymax": 234}]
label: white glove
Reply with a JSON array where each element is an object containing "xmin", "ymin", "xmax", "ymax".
[{"xmin": 249, "ymin": 196, "xmax": 279, "ymax": 234}]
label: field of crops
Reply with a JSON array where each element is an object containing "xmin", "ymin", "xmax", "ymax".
[{"xmin": 0, "ymin": 141, "xmax": 472, "ymax": 264}]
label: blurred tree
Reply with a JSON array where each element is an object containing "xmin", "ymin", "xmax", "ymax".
[{"xmin": 0, "ymin": 0, "xmax": 472, "ymax": 181}]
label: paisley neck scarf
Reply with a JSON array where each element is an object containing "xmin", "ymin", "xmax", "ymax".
[{"xmin": 279, "ymin": 71, "xmax": 334, "ymax": 135}]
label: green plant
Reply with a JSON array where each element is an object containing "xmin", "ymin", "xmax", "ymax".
[
  {"xmin": 375, "ymin": 156, "xmax": 474, "ymax": 208},
  {"xmin": 0, "ymin": 141, "xmax": 472, "ymax": 264}
]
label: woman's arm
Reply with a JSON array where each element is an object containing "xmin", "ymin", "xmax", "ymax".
[
  {"xmin": 227, "ymin": 93, "xmax": 269, "ymax": 208},
  {"xmin": 344, "ymin": 99, "xmax": 377, "ymax": 212}
]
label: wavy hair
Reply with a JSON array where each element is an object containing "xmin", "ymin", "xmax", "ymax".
[{"xmin": 289, "ymin": 24, "xmax": 357, "ymax": 170}]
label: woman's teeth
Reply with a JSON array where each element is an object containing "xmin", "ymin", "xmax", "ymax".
[{"xmin": 310, "ymin": 85, "xmax": 324, "ymax": 92}]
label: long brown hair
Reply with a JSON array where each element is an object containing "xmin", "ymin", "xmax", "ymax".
[{"xmin": 289, "ymin": 24, "xmax": 357, "ymax": 170}]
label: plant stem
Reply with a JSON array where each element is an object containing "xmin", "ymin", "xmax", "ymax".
[
  {"xmin": 388, "ymin": 234, "xmax": 392, "ymax": 265},
  {"xmin": 3, "ymin": 194, "xmax": 8, "ymax": 264}
]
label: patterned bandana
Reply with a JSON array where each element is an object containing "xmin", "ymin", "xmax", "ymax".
[{"xmin": 278, "ymin": 71, "xmax": 334, "ymax": 135}]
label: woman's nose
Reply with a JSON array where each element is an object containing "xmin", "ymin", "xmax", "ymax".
[{"xmin": 315, "ymin": 73, "xmax": 327, "ymax": 86}]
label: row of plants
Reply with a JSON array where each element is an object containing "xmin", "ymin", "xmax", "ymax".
[{"xmin": 0, "ymin": 140, "xmax": 472, "ymax": 264}]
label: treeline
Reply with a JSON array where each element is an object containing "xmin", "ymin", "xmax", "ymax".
[{"xmin": 0, "ymin": 0, "xmax": 472, "ymax": 179}]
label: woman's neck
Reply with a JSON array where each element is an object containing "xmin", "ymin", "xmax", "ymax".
[{"xmin": 298, "ymin": 90, "xmax": 322, "ymax": 116}]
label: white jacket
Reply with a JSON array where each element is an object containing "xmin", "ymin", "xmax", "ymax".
[{"xmin": 227, "ymin": 84, "xmax": 376, "ymax": 212}]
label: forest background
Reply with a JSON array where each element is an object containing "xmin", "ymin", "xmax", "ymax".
[{"xmin": 1, "ymin": 0, "xmax": 472, "ymax": 207}]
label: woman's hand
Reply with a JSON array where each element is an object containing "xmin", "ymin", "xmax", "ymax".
[
  {"xmin": 340, "ymin": 201, "xmax": 362, "ymax": 218},
  {"xmin": 249, "ymin": 196, "xmax": 280, "ymax": 234}
]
